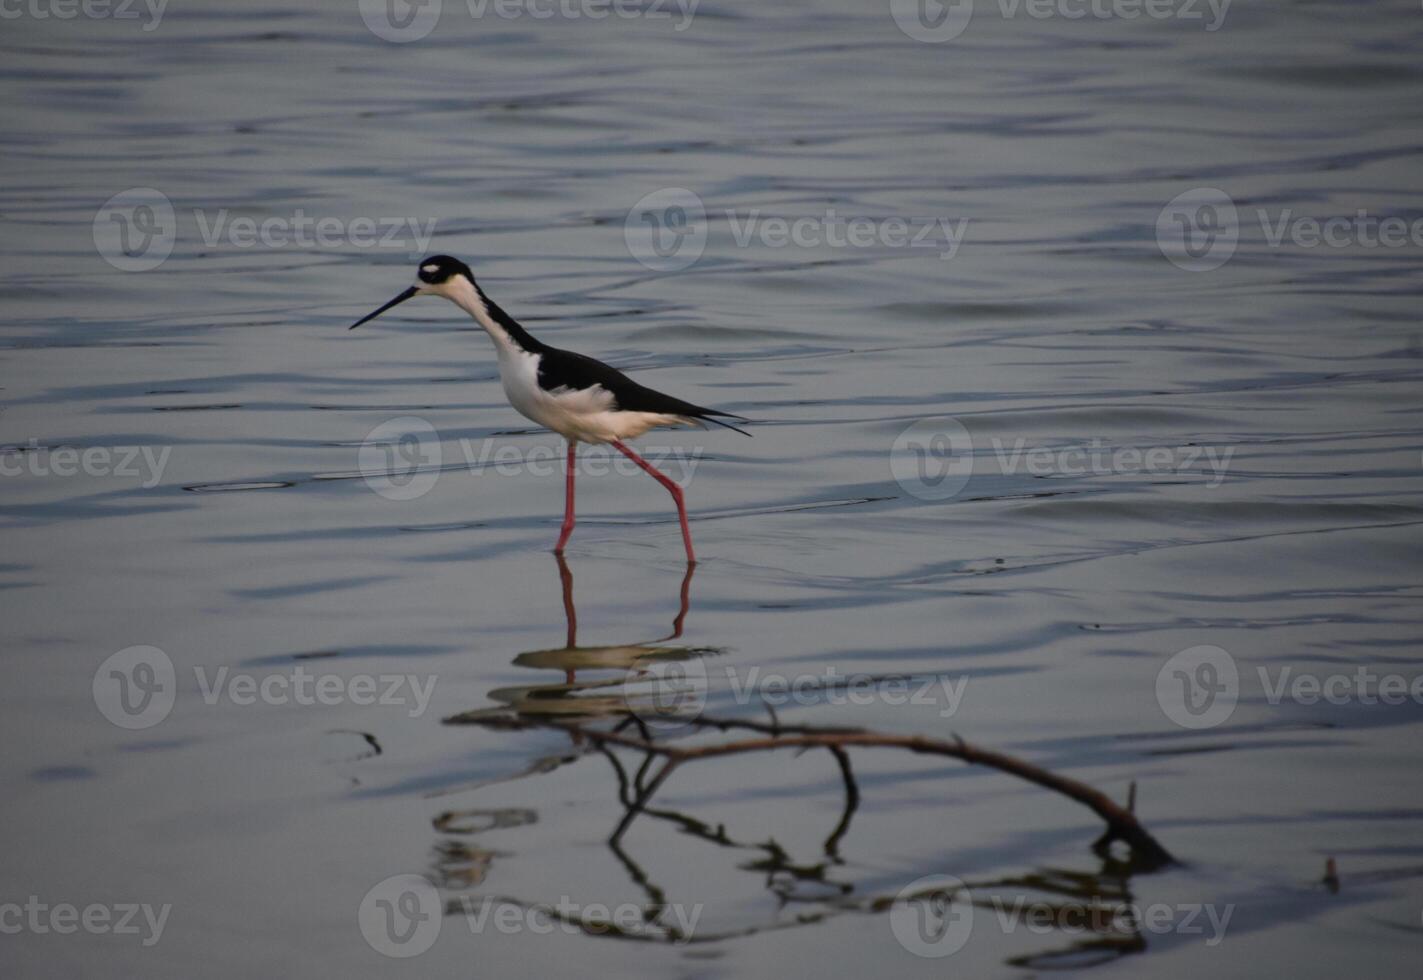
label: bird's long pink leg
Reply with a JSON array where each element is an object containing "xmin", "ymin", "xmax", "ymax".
[
  {"xmin": 612, "ymin": 439, "xmax": 696, "ymax": 564},
  {"xmin": 554, "ymin": 441, "xmax": 576, "ymax": 554}
]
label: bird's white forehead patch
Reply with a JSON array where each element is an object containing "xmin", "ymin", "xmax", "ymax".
[{"xmin": 421, "ymin": 264, "xmax": 439, "ymax": 274}]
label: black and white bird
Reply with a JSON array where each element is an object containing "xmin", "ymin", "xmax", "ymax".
[{"xmin": 348, "ymin": 255, "xmax": 749, "ymax": 563}]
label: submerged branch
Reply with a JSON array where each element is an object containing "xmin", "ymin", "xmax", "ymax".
[{"xmin": 543, "ymin": 716, "xmax": 1175, "ymax": 869}]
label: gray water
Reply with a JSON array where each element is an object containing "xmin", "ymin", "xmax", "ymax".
[{"xmin": 3, "ymin": 0, "xmax": 1422, "ymax": 976}]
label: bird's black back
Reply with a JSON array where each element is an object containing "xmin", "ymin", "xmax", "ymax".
[{"xmin": 536, "ymin": 347, "xmax": 749, "ymax": 434}]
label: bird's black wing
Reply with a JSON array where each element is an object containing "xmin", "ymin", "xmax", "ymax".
[{"xmin": 536, "ymin": 348, "xmax": 751, "ymax": 435}]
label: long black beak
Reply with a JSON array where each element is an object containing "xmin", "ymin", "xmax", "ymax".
[{"xmin": 349, "ymin": 285, "xmax": 419, "ymax": 330}]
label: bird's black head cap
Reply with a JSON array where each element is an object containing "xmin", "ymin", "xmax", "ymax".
[{"xmin": 417, "ymin": 255, "xmax": 474, "ymax": 286}]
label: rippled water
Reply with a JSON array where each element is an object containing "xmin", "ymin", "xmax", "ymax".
[{"xmin": 4, "ymin": 1, "xmax": 1423, "ymax": 976}]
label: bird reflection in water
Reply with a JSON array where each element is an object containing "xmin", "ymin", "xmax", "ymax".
[
  {"xmin": 439, "ymin": 561, "xmax": 1158, "ymax": 962},
  {"xmin": 467, "ymin": 556, "xmax": 715, "ymax": 723}
]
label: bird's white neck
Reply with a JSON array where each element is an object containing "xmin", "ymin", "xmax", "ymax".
[{"xmin": 446, "ymin": 277, "xmax": 522, "ymax": 353}]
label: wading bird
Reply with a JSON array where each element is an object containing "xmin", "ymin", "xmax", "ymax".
[{"xmin": 349, "ymin": 256, "xmax": 749, "ymax": 562}]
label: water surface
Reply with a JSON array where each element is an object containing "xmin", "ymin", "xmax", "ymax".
[{"xmin": 3, "ymin": 1, "xmax": 1422, "ymax": 976}]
